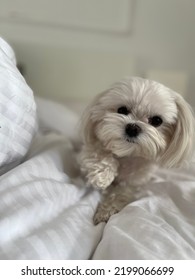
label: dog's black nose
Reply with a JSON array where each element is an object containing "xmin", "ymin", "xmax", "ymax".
[{"xmin": 125, "ymin": 123, "xmax": 141, "ymax": 138}]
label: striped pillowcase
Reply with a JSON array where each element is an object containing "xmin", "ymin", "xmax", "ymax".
[{"xmin": 0, "ymin": 38, "xmax": 37, "ymax": 175}]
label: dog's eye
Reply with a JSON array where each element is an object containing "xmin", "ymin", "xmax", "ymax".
[
  {"xmin": 117, "ymin": 106, "xmax": 129, "ymax": 115},
  {"xmin": 149, "ymin": 116, "xmax": 163, "ymax": 127}
]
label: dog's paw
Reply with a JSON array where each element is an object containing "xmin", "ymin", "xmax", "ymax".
[
  {"xmin": 87, "ymin": 167, "xmax": 116, "ymax": 190},
  {"xmin": 93, "ymin": 204, "xmax": 119, "ymax": 225}
]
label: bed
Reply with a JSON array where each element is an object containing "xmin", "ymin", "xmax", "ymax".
[{"xmin": 0, "ymin": 38, "xmax": 195, "ymax": 260}]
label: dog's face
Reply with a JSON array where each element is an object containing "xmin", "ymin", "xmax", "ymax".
[{"xmin": 82, "ymin": 77, "xmax": 194, "ymax": 167}]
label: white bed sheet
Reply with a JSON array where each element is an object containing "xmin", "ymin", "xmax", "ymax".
[{"xmin": 0, "ymin": 96, "xmax": 195, "ymax": 260}]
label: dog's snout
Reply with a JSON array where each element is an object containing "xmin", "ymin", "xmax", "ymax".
[{"xmin": 125, "ymin": 123, "xmax": 141, "ymax": 138}]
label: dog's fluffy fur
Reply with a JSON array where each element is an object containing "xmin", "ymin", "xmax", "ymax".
[{"xmin": 79, "ymin": 77, "xmax": 195, "ymax": 224}]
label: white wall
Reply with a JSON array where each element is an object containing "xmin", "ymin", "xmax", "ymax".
[{"xmin": 0, "ymin": 0, "xmax": 194, "ymax": 106}]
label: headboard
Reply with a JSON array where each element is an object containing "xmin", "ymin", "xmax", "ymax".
[{"xmin": 14, "ymin": 42, "xmax": 136, "ymax": 104}]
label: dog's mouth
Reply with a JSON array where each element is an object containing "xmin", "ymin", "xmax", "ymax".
[{"xmin": 125, "ymin": 137, "xmax": 138, "ymax": 144}]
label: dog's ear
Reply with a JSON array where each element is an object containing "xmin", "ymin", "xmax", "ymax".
[
  {"xmin": 80, "ymin": 91, "xmax": 106, "ymax": 145},
  {"xmin": 160, "ymin": 92, "xmax": 195, "ymax": 168},
  {"xmin": 80, "ymin": 105, "xmax": 95, "ymax": 145}
]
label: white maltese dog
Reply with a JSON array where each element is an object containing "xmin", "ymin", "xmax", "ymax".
[{"xmin": 78, "ymin": 77, "xmax": 195, "ymax": 225}]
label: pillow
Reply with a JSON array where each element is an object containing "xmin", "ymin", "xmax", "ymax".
[{"xmin": 0, "ymin": 38, "xmax": 37, "ymax": 175}]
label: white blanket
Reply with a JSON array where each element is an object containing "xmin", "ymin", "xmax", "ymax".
[{"xmin": 0, "ymin": 96, "xmax": 195, "ymax": 259}]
